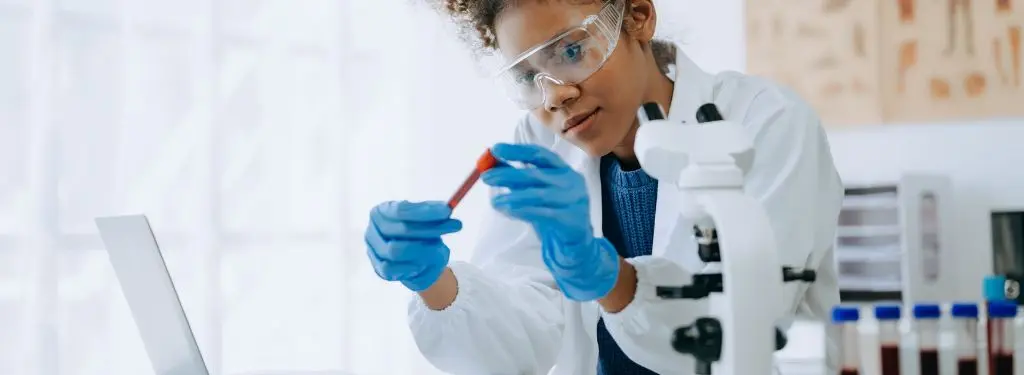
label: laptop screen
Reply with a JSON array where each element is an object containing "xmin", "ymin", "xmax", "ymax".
[{"xmin": 96, "ymin": 215, "xmax": 210, "ymax": 375}]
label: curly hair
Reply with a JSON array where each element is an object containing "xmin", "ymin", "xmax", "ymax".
[{"xmin": 429, "ymin": 0, "xmax": 677, "ymax": 73}]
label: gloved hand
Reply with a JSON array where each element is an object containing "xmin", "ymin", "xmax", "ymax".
[
  {"xmin": 364, "ymin": 201, "xmax": 462, "ymax": 292},
  {"xmin": 481, "ymin": 143, "xmax": 620, "ymax": 301}
]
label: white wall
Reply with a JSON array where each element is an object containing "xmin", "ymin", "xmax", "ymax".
[{"xmin": 670, "ymin": 0, "xmax": 1024, "ymax": 300}]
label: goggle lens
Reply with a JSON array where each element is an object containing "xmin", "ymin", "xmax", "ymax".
[{"xmin": 494, "ymin": 1, "xmax": 624, "ymax": 110}]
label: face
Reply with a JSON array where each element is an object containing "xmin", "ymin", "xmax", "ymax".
[{"xmin": 494, "ymin": 0, "xmax": 657, "ymax": 157}]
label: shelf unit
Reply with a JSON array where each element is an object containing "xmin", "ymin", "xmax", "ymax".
[{"xmin": 835, "ymin": 174, "xmax": 952, "ymax": 303}]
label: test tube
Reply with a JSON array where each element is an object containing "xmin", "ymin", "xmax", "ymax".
[
  {"xmin": 914, "ymin": 304, "xmax": 942, "ymax": 375},
  {"xmin": 984, "ymin": 275, "xmax": 1014, "ymax": 375},
  {"xmin": 951, "ymin": 303, "xmax": 981, "ymax": 375},
  {"xmin": 447, "ymin": 148, "xmax": 500, "ymax": 210},
  {"xmin": 833, "ymin": 306, "xmax": 862, "ymax": 375},
  {"xmin": 987, "ymin": 301, "xmax": 1017, "ymax": 375},
  {"xmin": 875, "ymin": 305, "xmax": 902, "ymax": 375}
]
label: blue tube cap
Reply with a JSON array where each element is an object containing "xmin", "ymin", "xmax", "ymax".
[
  {"xmin": 874, "ymin": 305, "xmax": 901, "ymax": 320},
  {"xmin": 913, "ymin": 304, "xmax": 941, "ymax": 319},
  {"xmin": 832, "ymin": 306, "xmax": 860, "ymax": 323},
  {"xmin": 984, "ymin": 275, "xmax": 1010, "ymax": 301},
  {"xmin": 951, "ymin": 303, "xmax": 979, "ymax": 318},
  {"xmin": 988, "ymin": 301, "xmax": 1018, "ymax": 318}
]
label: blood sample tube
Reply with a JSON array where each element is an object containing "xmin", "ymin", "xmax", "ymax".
[
  {"xmin": 834, "ymin": 306, "xmax": 862, "ymax": 375},
  {"xmin": 914, "ymin": 304, "xmax": 942, "ymax": 375},
  {"xmin": 875, "ymin": 305, "xmax": 902, "ymax": 375},
  {"xmin": 951, "ymin": 303, "xmax": 981, "ymax": 375},
  {"xmin": 987, "ymin": 301, "xmax": 1017, "ymax": 375},
  {"xmin": 447, "ymin": 148, "xmax": 500, "ymax": 210},
  {"xmin": 984, "ymin": 275, "xmax": 1010, "ymax": 375}
]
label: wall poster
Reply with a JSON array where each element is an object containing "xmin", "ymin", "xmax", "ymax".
[{"xmin": 746, "ymin": 0, "xmax": 1024, "ymax": 127}]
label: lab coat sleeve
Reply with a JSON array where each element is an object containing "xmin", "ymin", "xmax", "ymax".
[
  {"xmin": 407, "ymin": 258, "xmax": 563, "ymax": 375},
  {"xmin": 600, "ymin": 86, "xmax": 844, "ymax": 374},
  {"xmin": 406, "ymin": 119, "xmax": 565, "ymax": 375}
]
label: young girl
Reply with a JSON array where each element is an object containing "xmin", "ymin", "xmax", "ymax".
[{"xmin": 363, "ymin": 1, "xmax": 845, "ymax": 374}]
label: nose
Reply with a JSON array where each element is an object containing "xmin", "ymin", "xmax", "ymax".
[{"xmin": 538, "ymin": 76, "xmax": 580, "ymax": 112}]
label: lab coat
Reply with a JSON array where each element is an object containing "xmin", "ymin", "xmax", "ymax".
[{"xmin": 408, "ymin": 46, "xmax": 844, "ymax": 375}]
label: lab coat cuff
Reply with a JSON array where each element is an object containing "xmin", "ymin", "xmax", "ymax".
[
  {"xmin": 597, "ymin": 256, "xmax": 701, "ymax": 373},
  {"xmin": 604, "ymin": 259, "xmax": 650, "ymax": 319},
  {"xmin": 409, "ymin": 261, "xmax": 476, "ymax": 316},
  {"xmin": 600, "ymin": 256, "xmax": 691, "ymax": 319}
]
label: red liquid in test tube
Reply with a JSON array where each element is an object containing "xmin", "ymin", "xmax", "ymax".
[
  {"xmin": 880, "ymin": 345, "xmax": 900, "ymax": 375},
  {"xmin": 994, "ymin": 353, "xmax": 1014, "ymax": 375},
  {"xmin": 447, "ymin": 149, "xmax": 500, "ymax": 210},
  {"xmin": 875, "ymin": 305, "xmax": 902, "ymax": 375},
  {"xmin": 919, "ymin": 349, "xmax": 940, "ymax": 375},
  {"xmin": 957, "ymin": 359, "xmax": 978, "ymax": 375},
  {"xmin": 913, "ymin": 304, "xmax": 941, "ymax": 375}
]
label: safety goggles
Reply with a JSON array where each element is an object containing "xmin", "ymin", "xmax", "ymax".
[{"xmin": 493, "ymin": 0, "xmax": 626, "ymax": 110}]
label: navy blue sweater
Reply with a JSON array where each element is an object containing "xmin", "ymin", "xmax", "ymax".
[{"xmin": 596, "ymin": 155, "xmax": 659, "ymax": 375}]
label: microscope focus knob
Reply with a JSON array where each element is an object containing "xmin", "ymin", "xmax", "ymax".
[
  {"xmin": 692, "ymin": 226, "xmax": 721, "ymax": 263},
  {"xmin": 775, "ymin": 327, "xmax": 788, "ymax": 351},
  {"xmin": 672, "ymin": 317, "xmax": 723, "ymax": 361},
  {"xmin": 782, "ymin": 267, "xmax": 817, "ymax": 283},
  {"xmin": 698, "ymin": 243, "xmax": 720, "ymax": 263},
  {"xmin": 672, "ymin": 318, "xmax": 790, "ymax": 357}
]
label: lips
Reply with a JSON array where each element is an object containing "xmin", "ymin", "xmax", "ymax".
[{"xmin": 563, "ymin": 109, "xmax": 599, "ymax": 133}]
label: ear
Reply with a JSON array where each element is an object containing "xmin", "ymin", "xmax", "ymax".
[{"xmin": 622, "ymin": 0, "xmax": 657, "ymax": 43}]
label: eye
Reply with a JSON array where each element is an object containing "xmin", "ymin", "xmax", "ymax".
[
  {"xmin": 515, "ymin": 70, "xmax": 538, "ymax": 84},
  {"xmin": 557, "ymin": 42, "xmax": 585, "ymax": 64}
]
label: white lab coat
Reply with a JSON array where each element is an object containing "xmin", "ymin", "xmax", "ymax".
[{"xmin": 408, "ymin": 46, "xmax": 844, "ymax": 375}]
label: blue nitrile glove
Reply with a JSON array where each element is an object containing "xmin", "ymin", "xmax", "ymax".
[
  {"xmin": 481, "ymin": 143, "xmax": 620, "ymax": 301},
  {"xmin": 364, "ymin": 201, "xmax": 462, "ymax": 292}
]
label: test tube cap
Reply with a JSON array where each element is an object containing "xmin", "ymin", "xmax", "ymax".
[
  {"xmin": 831, "ymin": 306, "xmax": 860, "ymax": 323},
  {"xmin": 951, "ymin": 303, "xmax": 979, "ymax": 318},
  {"xmin": 984, "ymin": 275, "xmax": 1010, "ymax": 301},
  {"xmin": 873, "ymin": 305, "xmax": 901, "ymax": 320},
  {"xmin": 988, "ymin": 301, "xmax": 1019, "ymax": 318},
  {"xmin": 912, "ymin": 304, "xmax": 941, "ymax": 319}
]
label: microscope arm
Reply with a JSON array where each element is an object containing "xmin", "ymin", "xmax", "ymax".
[{"xmin": 698, "ymin": 190, "xmax": 785, "ymax": 375}]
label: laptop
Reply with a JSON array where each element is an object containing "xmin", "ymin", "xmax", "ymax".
[
  {"xmin": 96, "ymin": 215, "xmax": 358, "ymax": 375},
  {"xmin": 95, "ymin": 215, "xmax": 210, "ymax": 375}
]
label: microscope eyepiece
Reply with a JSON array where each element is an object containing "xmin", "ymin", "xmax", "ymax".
[
  {"xmin": 696, "ymin": 103, "xmax": 724, "ymax": 123},
  {"xmin": 638, "ymin": 102, "xmax": 667, "ymax": 123}
]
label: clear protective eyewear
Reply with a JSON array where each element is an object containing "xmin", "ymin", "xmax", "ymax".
[{"xmin": 494, "ymin": 0, "xmax": 626, "ymax": 110}]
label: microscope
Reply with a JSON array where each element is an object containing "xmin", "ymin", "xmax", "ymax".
[{"xmin": 633, "ymin": 103, "xmax": 817, "ymax": 375}]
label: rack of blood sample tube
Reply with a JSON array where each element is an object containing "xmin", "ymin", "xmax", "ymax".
[{"xmin": 830, "ymin": 301, "xmax": 1021, "ymax": 375}]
